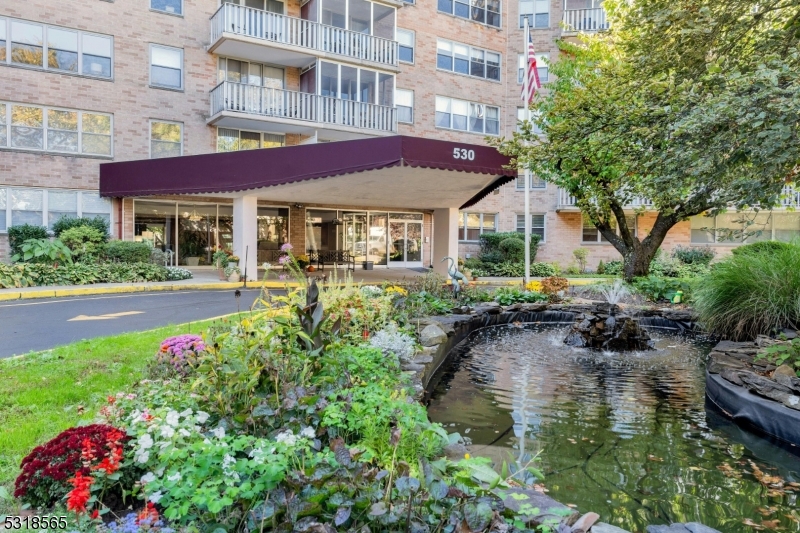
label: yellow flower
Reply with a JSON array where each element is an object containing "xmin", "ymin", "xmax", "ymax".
[
  {"xmin": 464, "ymin": 453, "xmax": 471, "ymax": 459},
  {"xmin": 386, "ymin": 286, "xmax": 408, "ymax": 296},
  {"xmin": 525, "ymin": 281, "xmax": 542, "ymax": 292}
]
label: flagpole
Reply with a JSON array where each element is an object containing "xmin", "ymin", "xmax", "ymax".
[{"xmin": 523, "ymin": 18, "xmax": 531, "ymax": 286}]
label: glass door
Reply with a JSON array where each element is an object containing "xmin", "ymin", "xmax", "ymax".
[
  {"xmin": 339, "ymin": 212, "xmax": 367, "ymax": 262},
  {"xmin": 388, "ymin": 219, "xmax": 423, "ymax": 267}
]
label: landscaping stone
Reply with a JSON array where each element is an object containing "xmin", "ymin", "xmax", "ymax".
[
  {"xmin": 737, "ymin": 370, "xmax": 794, "ymax": 402},
  {"xmin": 571, "ymin": 512, "xmax": 600, "ymax": 532},
  {"xmin": 563, "ymin": 306, "xmax": 653, "ymax": 351},
  {"xmin": 772, "ymin": 364, "xmax": 800, "ymax": 393},
  {"xmin": 499, "ymin": 488, "xmax": 580, "ymax": 528},
  {"xmin": 412, "ymin": 354, "xmax": 434, "ymax": 365},
  {"xmin": 590, "ymin": 523, "xmax": 631, "ymax": 533},
  {"xmin": 401, "ymin": 363, "xmax": 426, "ymax": 373},
  {"xmin": 646, "ymin": 523, "xmax": 721, "ymax": 533},
  {"xmin": 420, "ymin": 324, "xmax": 448, "ymax": 347},
  {"xmin": 443, "ymin": 442, "xmax": 468, "ymax": 460}
]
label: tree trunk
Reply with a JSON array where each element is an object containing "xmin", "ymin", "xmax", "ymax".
[{"xmin": 622, "ymin": 246, "xmax": 658, "ymax": 281}]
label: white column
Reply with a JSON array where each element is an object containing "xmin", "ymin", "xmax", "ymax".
[
  {"xmin": 233, "ymin": 195, "xmax": 258, "ymax": 282},
  {"xmin": 432, "ymin": 207, "xmax": 459, "ymax": 276}
]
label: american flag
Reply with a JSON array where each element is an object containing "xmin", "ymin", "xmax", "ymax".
[{"xmin": 520, "ymin": 27, "xmax": 541, "ymax": 104}]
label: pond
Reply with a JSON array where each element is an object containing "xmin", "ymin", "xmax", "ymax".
[{"xmin": 426, "ymin": 323, "xmax": 800, "ymax": 533}]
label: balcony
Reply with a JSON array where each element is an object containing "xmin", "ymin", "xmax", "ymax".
[
  {"xmin": 209, "ymin": 3, "xmax": 399, "ymax": 71},
  {"xmin": 562, "ymin": 7, "xmax": 609, "ymax": 35},
  {"xmin": 208, "ymin": 81, "xmax": 397, "ymax": 139},
  {"xmin": 557, "ymin": 189, "xmax": 653, "ymax": 211}
]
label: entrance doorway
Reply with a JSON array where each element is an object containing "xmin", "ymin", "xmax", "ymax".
[{"xmin": 389, "ymin": 214, "xmax": 423, "ymax": 267}]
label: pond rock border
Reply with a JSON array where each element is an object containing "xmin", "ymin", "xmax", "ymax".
[{"xmin": 706, "ymin": 337, "xmax": 800, "ymax": 448}]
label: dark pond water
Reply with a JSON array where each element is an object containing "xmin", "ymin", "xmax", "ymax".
[{"xmin": 426, "ymin": 324, "xmax": 800, "ymax": 533}]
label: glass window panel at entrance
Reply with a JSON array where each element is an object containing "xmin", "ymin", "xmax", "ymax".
[
  {"xmin": 257, "ymin": 207, "xmax": 289, "ymax": 251},
  {"xmin": 134, "ymin": 201, "xmax": 177, "ymax": 254},
  {"xmin": 178, "ymin": 203, "xmax": 217, "ymax": 265},
  {"xmin": 368, "ymin": 213, "xmax": 388, "ymax": 264}
]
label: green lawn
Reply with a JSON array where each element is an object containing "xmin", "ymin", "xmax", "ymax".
[{"xmin": 0, "ymin": 318, "xmax": 224, "ymax": 508}]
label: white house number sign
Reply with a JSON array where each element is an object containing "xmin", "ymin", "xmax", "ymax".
[{"xmin": 452, "ymin": 148, "xmax": 475, "ymax": 161}]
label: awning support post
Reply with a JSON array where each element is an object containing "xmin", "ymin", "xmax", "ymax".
[
  {"xmin": 433, "ymin": 208, "xmax": 459, "ymax": 277},
  {"xmin": 233, "ymin": 195, "xmax": 258, "ymax": 282}
]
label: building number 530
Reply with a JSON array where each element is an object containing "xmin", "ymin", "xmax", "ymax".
[{"xmin": 453, "ymin": 148, "xmax": 475, "ymax": 161}]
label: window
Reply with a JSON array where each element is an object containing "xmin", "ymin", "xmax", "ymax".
[
  {"xmin": 224, "ymin": 0, "xmax": 284, "ymax": 14},
  {"xmin": 218, "ymin": 58, "xmax": 285, "ymax": 88},
  {"xmin": 689, "ymin": 213, "xmax": 796, "ymax": 244},
  {"xmin": 582, "ymin": 215, "xmax": 637, "ymax": 243},
  {"xmin": 516, "ymin": 214, "xmax": 546, "ymax": 240},
  {"xmin": 458, "ymin": 212, "xmax": 496, "ymax": 241},
  {"xmin": 396, "ymin": 89, "xmax": 413, "ymax": 123},
  {"xmin": 518, "ymin": 53, "xmax": 548, "ymax": 84},
  {"xmin": 436, "ymin": 96, "xmax": 499, "ymax": 135},
  {"xmin": 516, "ymin": 173, "xmax": 546, "ymax": 190},
  {"xmin": 0, "ymin": 188, "xmax": 112, "ymax": 231},
  {"xmin": 217, "ymin": 128, "xmax": 285, "ymax": 152},
  {"xmin": 318, "ymin": 61, "xmax": 394, "ymax": 105},
  {"xmin": 150, "ymin": 45, "xmax": 183, "ymax": 90},
  {"xmin": 151, "ymin": 0, "xmax": 183, "ymax": 15},
  {"xmin": 319, "ymin": 0, "xmax": 396, "ymax": 38},
  {"xmin": 397, "ymin": 29, "xmax": 414, "ymax": 63},
  {"xmin": 517, "ymin": 107, "xmax": 543, "ymax": 134},
  {"xmin": 437, "ymin": 39, "xmax": 500, "ymax": 81},
  {"xmin": 0, "ymin": 102, "xmax": 112, "ymax": 156},
  {"xmin": 0, "ymin": 18, "xmax": 112, "ymax": 78},
  {"xmin": 438, "ymin": 0, "xmax": 500, "ymax": 27},
  {"xmin": 519, "ymin": 0, "xmax": 548, "ymax": 28},
  {"xmin": 150, "ymin": 121, "xmax": 182, "ymax": 158}
]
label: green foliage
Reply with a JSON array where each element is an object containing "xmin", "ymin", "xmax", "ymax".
[
  {"xmin": 0, "ymin": 262, "xmax": 169, "ymax": 288},
  {"xmin": 649, "ymin": 255, "xmax": 710, "ymax": 278},
  {"xmin": 731, "ymin": 240, "xmax": 796, "ymax": 257},
  {"xmin": 11, "ymin": 238, "xmax": 73, "ymax": 265},
  {"xmin": 51, "ymin": 216, "xmax": 109, "ymax": 240},
  {"xmin": 604, "ymin": 260, "xmax": 623, "ymax": 276},
  {"xmin": 7, "ymin": 224, "xmax": 49, "ymax": 258},
  {"xmin": 479, "ymin": 232, "xmax": 540, "ymax": 263},
  {"xmin": 694, "ymin": 242, "xmax": 800, "ymax": 340},
  {"xmin": 499, "ymin": 238, "xmax": 525, "ymax": 262},
  {"xmin": 671, "ymin": 246, "xmax": 716, "ymax": 265},
  {"xmin": 633, "ymin": 276, "xmax": 694, "ymax": 302},
  {"xmin": 596, "ymin": 260, "xmax": 606, "ymax": 274},
  {"xmin": 165, "ymin": 267, "xmax": 192, "ymax": 281},
  {"xmin": 493, "ymin": 287, "xmax": 548, "ymax": 306},
  {"xmin": 573, "ymin": 248, "xmax": 588, "ymax": 273},
  {"xmin": 59, "ymin": 226, "xmax": 106, "ymax": 260},
  {"xmin": 103, "ymin": 241, "xmax": 152, "ymax": 263},
  {"xmin": 212, "ymin": 248, "xmax": 230, "ymax": 268},
  {"xmin": 757, "ymin": 339, "xmax": 800, "ymax": 377}
]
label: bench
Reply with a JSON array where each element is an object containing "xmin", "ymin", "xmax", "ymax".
[{"xmin": 309, "ymin": 250, "xmax": 355, "ymax": 272}]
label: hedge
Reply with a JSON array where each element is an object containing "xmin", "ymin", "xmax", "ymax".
[
  {"xmin": 51, "ymin": 216, "xmax": 110, "ymax": 240},
  {"xmin": 479, "ymin": 232, "xmax": 541, "ymax": 263},
  {"xmin": 0, "ymin": 262, "xmax": 175, "ymax": 289},
  {"xmin": 104, "ymin": 241, "xmax": 153, "ymax": 264}
]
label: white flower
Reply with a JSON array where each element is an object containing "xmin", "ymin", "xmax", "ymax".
[
  {"xmin": 136, "ymin": 451, "xmax": 150, "ymax": 464},
  {"xmin": 167, "ymin": 472, "xmax": 182, "ymax": 482},
  {"xmin": 138, "ymin": 434, "xmax": 154, "ymax": 449},
  {"xmin": 300, "ymin": 427, "xmax": 315, "ymax": 439},
  {"xmin": 196, "ymin": 411, "xmax": 210, "ymax": 424},
  {"xmin": 160, "ymin": 425, "xmax": 176, "ymax": 439},
  {"xmin": 212, "ymin": 426, "xmax": 226, "ymax": 439},
  {"xmin": 140, "ymin": 472, "xmax": 156, "ymax": 484},
  {"xmin": 156, "ymin": 467, "xmax": 165, "ymax": 477},
  {"xmin": 149, "ymin": 491, "xmax": 164, "ymax": 504},
  {"xmin": 179, "ymin": 408, "xmax": 193, "ymax": 418},
  {"xmin": 275, "ymin": 430, "xmax": 297, "ymax": 446},
  {"xmin": 165, "ymin": 410, "xmax": 180, "ymax": 427},
  {"xmin": 178, "ymin": 428, "xmax": 191, "ymax": 437}
]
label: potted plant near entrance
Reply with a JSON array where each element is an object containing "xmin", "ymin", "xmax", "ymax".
[
  {"xmin": 212, "ymin": 249, "xmax": 230, "ymax": 280},
  {"xmin": 224, "ymin": 264, "xmax": 241, "ymax": 283}
]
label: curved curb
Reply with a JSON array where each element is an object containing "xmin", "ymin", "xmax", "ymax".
[
  {"xmin": 0, "ymin": 282, "xmax": 246, "ymax": 301},
  {"xmin": 705, "ymin": 371, "xmax": 800, "ymax": 449}
]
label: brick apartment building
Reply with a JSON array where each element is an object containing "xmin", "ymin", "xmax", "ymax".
[{"xmin": 1, "ymin": 0, "xmax": 798, "ymax": 274}]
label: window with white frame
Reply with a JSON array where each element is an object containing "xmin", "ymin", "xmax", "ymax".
[
  {"xmin": 690, "ymin": 212, "xmax": 799, "ymax": 244},
  {"xmin": 437, "ymin": 39, "xmax": 500, "ymax": 81},
  {"xmin": 224, "ymin": 0, "xmax": 285, "ymax": 14},
  {"xmin": 0, "ymin": 188, "xmax": 112, "ymax": 231},
  {"xmin": 435, "ymin": 96, "xmax": 499, "ymax": 135},
  {"xmin": 516, "ymin": 213, "xmax": 545, "ymax": 240},
  {"xmin": 151, "ymin": 0, "xmax": 183, "ymax": 15},
  {"xmin": 150, "ymin": 121, "xmax": 182, "ymax": 158},
  {"xmin": 318, "ymin": 0, "xmax": 397, "ymax": 39},
  {"xmin": 150, "ymin": 45, "xmax": 183, "ymax": 90},
  {"xmin": 516, "ymin": 107, "xmax": 544, "ymax": 135},
  {"xmin": 0, "ymin": 102, "xmax": 112, "ymax": 156},
  {"xmin": 519, "ymin": 0, "xmax": 548, "ymax": 28},
  {"xmin": 218, "ymin": 58, "xmax": 284, "ymax": 88},
  {"xmin": 397, "ymin": 29, "xmax": 414, "ymax": 63},
  {"xmin": 515, "ymin": 173, "xmax": 546, "ymax": 190},
  {"xmin": 437, "ymin": 0, "xmax": 501, "ymax": 27},
  {"xmin": 217, "ymin": 128, "xmax": 285, "ymax": 152},
  {"xmin": 517, "ymin": 53, "xmax": 548, "ymax": 84},
  {"xmin": 0, "ymin": 17, "xmax": 112, "ymax": 78},
  {"xmin": 458, "ymin": 212, "xmax": 497, "ymax": 241},
  {"xmin": 396, "ymin": 89, "xmax": 413, "ymax": 123},
  {"xmin": 318, "ymin": 61, "xmax": 394, "ymax": 106},
  {"xmin": 582, "ymin": 214, "xmax": 637, "ymax": 243}
]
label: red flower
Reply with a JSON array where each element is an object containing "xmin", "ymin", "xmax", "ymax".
[
  {"xmin": 90, "ymin": 509, "xmax": 100, "ymax": 520},
  {"xmin": 66, "ymin": 471, "xmax": 93, "ymax": 514},
  {"xmin": 107, "ymin": 396, "xmax": 117, "ymax": 405},
  {"xmin": 137, "ymin": 502, "xmax": 159, "ymax": 524}
]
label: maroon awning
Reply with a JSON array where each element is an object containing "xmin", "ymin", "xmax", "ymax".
[{"xmin": 100, "ymin": 136, "xmax": 515, "ymax": 209}]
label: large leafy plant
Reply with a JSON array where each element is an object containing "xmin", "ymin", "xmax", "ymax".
[{"xmin": 11, "ymin": 238, "xmax": 73, "ymax": 265}]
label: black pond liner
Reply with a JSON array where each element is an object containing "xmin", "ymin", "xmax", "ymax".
[{"xmin": 706, "ymin": 371, "xmax": 800, "ymax": 455}]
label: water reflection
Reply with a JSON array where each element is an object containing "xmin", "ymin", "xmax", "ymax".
[{"xmin": 426, "ymin": 325, "xmax": 800, "ymax": 532}]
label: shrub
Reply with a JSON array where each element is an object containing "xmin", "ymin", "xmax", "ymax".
[
  {"xmin": 731, "ymin": 240, "xmax": 796, "ymax": 257},
  {"xmin": 633, "ymin": 276, "xmax": 694, "ymax": 302},
  {"xmin": 0, "ymin": 262, "xmax": 169, "ymax": 287},
  {"xmin": 11, "ymin": 238, "xmax": 73, "ymax": 265},
  {"xmin": 154, "ymin": 334, "xmax": 206, "ymax": 377},
  {"xmin": 60, "ymin": 226, "xmax": 106, "ymax": 260},
  {"xmin": 499, "ymin": 237, "xmax": 525, "ymax": 262},
  {"xmin": 573, "ymin": 247, "xmax": 589, "ymax": 273},
  {"xmin": 149, "ymin": 248, "xmax": 167, "ymax": 265},
  {"xmin": 672, "ymin": 245, "xmax": 716, "ymax": 265},
  {"xmin": 541, "ymin": 276, "xmax": 569, "ymax": 302},
  {"xmin": 478, "ymin": 250, "xmax": 504, "ymax": 264},
  {"xmin": 8, "ymin": 224, "xmax": 49, "ymax": 258},
  {"xmin": 104, "ymin": 240, "xmax": 152, "ymax": 263},
  {"xmin": 694, "ymin": 243, "xmax": 800, "ymax": 340},
  {"xmin": 369, "ymin": 324, "xmax": 417, "ymax": 362},
  {"xmin": 604, "ymin": 260, "xmax": 623, "ymax": 275},
  {"xmin": 529, "ymin": 262, "xmax": 557, "ymax": 277},
  {"xmin": 51, "ymin": 216, "xmax": 109, "ymax": 240},
  {"xmin": 462, "ymin": 257, "xmax": 484, "ymax": 270},
  {"xmin": 479, "ymin": 231, "xmax": 540, "ymax": 262},
  {"xmin": 14, "ymin": 424, "xmax": 131, "ymax": 509},
  {"xmin": 493, "ymin": 287, "xmax": 548, "ymax": 305},
  {"xmin": 596, "ymin": 260, "xmax": 606, "ymax": 274},
  {"xmin": 165, "ymin": 266, "xmax": 193, "ymax": 280}
]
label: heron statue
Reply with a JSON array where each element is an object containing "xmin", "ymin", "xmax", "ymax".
[{"xmin": 442, "ymin": 256, "xmax": 468, "ymax": 296}]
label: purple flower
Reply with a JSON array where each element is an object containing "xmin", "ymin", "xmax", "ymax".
[
  {"xmin": 278, "ymin": 255, "xmax": 290, "ymax": 265},
  {"xmin": 279, "ymin": 274, "xmax": 287, "ymax": 281},
  {"xmin": 280, "ymin": 243, "xmax": 293, "ymax": 252}
]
